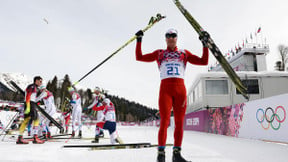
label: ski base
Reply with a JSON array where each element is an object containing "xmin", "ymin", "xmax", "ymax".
[
  {"xmin": 24, "ymin": 134, "xmax": 74, "ymax": 140},
  {"xmin": 90, "ymin": 143, "xmax": 173, "ymax": 150},
  {"xmin": 52, "ymin": 134, "xmax": 72, "ymax": 137},
  {"xmin": 63, "ymin": 143, "xmax": 173, "ymax": 150},
  {"xmin": 52, "ymin": 137, "xmax": 82, "ymax": 140}
]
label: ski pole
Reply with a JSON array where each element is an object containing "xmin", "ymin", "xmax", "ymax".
[
  {"xmin": 172, "ymin": 0, "xmax": 248, "ymax": 99},
  {"xmin": 0, "ymin": 111, "xmax": 19, "ymax": 136},
  {"xmin": 71, "ymin": 13, "xmax": 166, "ymax": 87},
  {"xmin": 1, "ymin": 112, "xmax": 19, "ymax": 141}
]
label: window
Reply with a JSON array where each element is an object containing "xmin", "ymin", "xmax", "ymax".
[
  {"xmin": 236, "ymin": 79, "xmax": 259, "ymax": 94},
  {"xmin": 198, "ymin": 82, "xmax": 202, "ymax": 99},
  {"xmin": 195, "ymin": 85, "xmax": 199, "ymax": 100},
  {"xmin": 205, "ymin": 80, "xmax": 229, "ymax": 95},
  {"xmin": 188, "ymin": 93, "xmax": 194, "ymax": 104}
]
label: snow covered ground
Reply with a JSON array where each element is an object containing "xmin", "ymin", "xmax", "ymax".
[{"xmin": 0, "ymin": 125, "xmax": 288, "ymax": 162}]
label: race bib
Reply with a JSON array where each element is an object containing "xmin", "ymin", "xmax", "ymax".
[
  {"xmin": 105, "ymin": 111, "xmax": 116, "ymax": 122},
  {"xmin": 159, "ymin": 61, "xmax": 185, "ymax": 80}
]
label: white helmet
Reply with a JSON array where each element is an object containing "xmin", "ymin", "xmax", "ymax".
[
  {"xmin": 99, "ymin": 94, "xmax": 105, "ymax": 100},
  {"xmin": 165, "ymin": 28, "xmax": 178, "ymax": 36},
  {"xmin": 94, "ymin": 87, "xmax": 101, "ymax": 92},
  {"xmin": 103, "ymin": 98, "xmax": 110, "ymax": 105}
]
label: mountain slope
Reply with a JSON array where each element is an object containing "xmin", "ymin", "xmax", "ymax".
[{"xmin": 0, "ymin": 73, "xmax": 32, "ymax": 92}]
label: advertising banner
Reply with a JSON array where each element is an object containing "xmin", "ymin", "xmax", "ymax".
[
  {"xmin": 239, "ymin": 94, "xmax": 288, "ymax": 142},
  {"xmin": 184, "ymin": 93, "xmax": 288, "ymax": 143}
]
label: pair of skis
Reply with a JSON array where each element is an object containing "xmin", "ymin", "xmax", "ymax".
[
  {"xmin": 24, "ymin": 133, "xmax": 72, "ymax": 139},
  {"xmin": 63, "ymin": 143, "xmax": 173, "ymax": 150}
]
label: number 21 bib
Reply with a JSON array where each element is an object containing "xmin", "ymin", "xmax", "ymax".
[{"xmin": 157, "ymin": 50, "xmax": 186, "ymax": 80}]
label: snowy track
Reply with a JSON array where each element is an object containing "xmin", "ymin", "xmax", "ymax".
[{"xmin": 0, "ymin": 126, "xmax": 287, "ymax": 162}]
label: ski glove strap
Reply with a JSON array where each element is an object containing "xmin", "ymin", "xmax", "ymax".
[
  {"xmin": 70, "ymin": 100, "xmax": 76, "ymax": 104},
  {"xmin": 199, "ymin": 31, "xmax": 210, "ymax": 47},
  {"xmin": 135, "ymin": 30, "xmax": 144, "ymax": 42}
]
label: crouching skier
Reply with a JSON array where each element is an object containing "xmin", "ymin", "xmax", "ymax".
[{"xmin": 92, "ymin": 98, "xmax": 120, "ymax": 144}]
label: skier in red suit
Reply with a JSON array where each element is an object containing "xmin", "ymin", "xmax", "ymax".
[{"xmin": 135, "ymin": 28, "xmax": 209, "ymax": 162}]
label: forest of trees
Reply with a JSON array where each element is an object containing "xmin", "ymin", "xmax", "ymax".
[{"xmin": 47, "ymin": 74, "xmax": 158, "ymax": 122}]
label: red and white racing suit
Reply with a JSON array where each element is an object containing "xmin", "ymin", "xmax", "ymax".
[
  {"xmin": 136, "ymin": 41, "xmax": 208, "ymax": 147},
  {"xmin": 36, "ymin": 90, "xmax": 56, "ymax": 134},
  {"xmin": 70, "ymin": 92, "xmax": 82, "ymax": 132},
  {"xmin": 93, "ymin": 102, "xmax": 117, "ymax": 144}
]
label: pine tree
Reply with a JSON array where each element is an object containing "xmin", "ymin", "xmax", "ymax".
[
  {"xmin": 46, "ymin": 81, "xmax": 51, "ymax": 91},
  {"xmin": 60, "ymin": 74, "xmax": 72, "ymax": 111},
  {"xmin": 48, "ymin": 76, "xmax": 58, "ymax": 99},
  {"xmin": 83, "ymin": 89, "xmax": 93, "ymax": 107}
]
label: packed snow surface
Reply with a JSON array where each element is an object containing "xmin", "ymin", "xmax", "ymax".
[{"xmin": 0, "ymin": 124, "xmax": 287, "ymax": 162}]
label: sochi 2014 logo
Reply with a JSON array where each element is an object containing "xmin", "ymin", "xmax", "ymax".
[{"xmin": 256, "ymin": 106, "xmax": 286, "ymax": 130}]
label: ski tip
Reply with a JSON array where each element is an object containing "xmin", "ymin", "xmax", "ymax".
[
  {"xmin": 71, "ymin": 81, "xmax": 79, "ymax": 88},
  {"xmin": 156, "ymin": 13, "xmax": 166, "ymax": 19},
  {"xmin": 244, "ymin": 95, "xmax": 250, "ymax": 100}
]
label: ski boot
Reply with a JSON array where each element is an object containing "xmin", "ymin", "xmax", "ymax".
[
  {"xmin": 99, "ymin": 130, "xmax": 104, "ymax": 138},
  {"xmin": 115, "ymin": 136, "xmax": 123, "ymax": 144},
  {"xmin": 47, "ymin": 132, "xmax": 52, "ymax": 139},
  {"xmin": 157, "ymin": 148, "xmax": 165, "ymax": 162},
  {"xmin": 16, "ymin": 135, "xmax": 29, "ymax": 144},
  {"xmin": 172, "ymin": 147, "xmax": 191, "ymax": 162},
  {"xmin": 42, "ymin": 132, "xmax": 47, "ymax": 140},
  {"xmin": 115, "ymin": 138, "xmax": 119, "ymax": 144},
  {"xmin": 92, "ymin": 135, "xmax": 99, "ymax": 143},
  {"xmin": 6, "ymin": 130, "xmax": 11, "ymax": 135},
  {"xmin": 78, "ymin": 130, "xmax": 82, "ymax": 138},
  {"xmin": 65, "ymin": 129, "xmax": 68, "ymax": 134},
  {"xmin": 32, "ymin": 135, "xmax": 45, "ymax": 144},
  {"xmin": 71, "ymin": 130, "xmax": 75, "ymax": 137},
  {"xmin": 28, "ymin": 131, "xmax": 31, "ymax": 136}
]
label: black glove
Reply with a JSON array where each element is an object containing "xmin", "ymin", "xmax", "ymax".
[
  {"xmin": 199, "ymin": 31, "xmax": 210, "ymax": 47},
  {"xmin": 135, "ymin": 30, "xmax": 144, "ymax": 42}
]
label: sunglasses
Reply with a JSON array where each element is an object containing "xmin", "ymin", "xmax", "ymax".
[{"xmin": 165, "ymin": 33, "xmax": 177, "ymax": 38}]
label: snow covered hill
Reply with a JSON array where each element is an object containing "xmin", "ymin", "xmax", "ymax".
[{"xmin": 0, "ymin": 73, "xmax": 33, "ymax": 92}]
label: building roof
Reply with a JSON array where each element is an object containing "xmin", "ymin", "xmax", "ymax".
[{"xmin": 189, "ymin": 71, "xmax": 288, "ymax": 92}]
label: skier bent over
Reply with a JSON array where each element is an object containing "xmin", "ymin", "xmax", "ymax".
[{"xmin": 92, "ymin": 98, "xmax": 120, "ymax": 144}]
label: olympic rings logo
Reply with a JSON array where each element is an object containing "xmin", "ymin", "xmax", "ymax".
[{"xmin": 256, "ymin": 106, "xmax": 286, "ymax": 130}]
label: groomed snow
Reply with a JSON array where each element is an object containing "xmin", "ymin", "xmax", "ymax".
[{"xmin": 0, "ymin": 125, "xmax": 287, "ymax": 162}]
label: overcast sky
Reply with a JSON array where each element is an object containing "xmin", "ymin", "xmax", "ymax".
[{"xmin": 1, "ymin": 0, "xmax": 287, "ymax": 109}]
